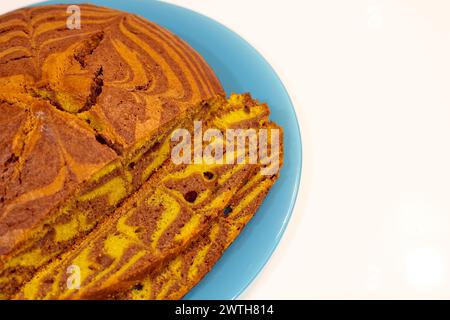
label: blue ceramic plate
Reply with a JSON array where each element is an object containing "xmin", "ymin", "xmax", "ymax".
[{"xmin": 33, "ymin": 0, "xmax": 302, "ymax": 299}]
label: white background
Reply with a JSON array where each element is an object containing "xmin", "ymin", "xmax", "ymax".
[{"xmin": 3, "ymin": 0, "xmax": 450, "ymax": 299}]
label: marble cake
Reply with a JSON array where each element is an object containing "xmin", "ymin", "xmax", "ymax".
[
  {"xmin": 0, "ymin": 4, "xmax": 223, "ymax": 298},
  {"xmin": 1, "ymin": 3, "xmax": 283, "ymax": 300}
]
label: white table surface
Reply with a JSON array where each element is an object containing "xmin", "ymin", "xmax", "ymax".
[{"xmin": 3, "ymin": 0, "xmax": 450, "ymax": 299}]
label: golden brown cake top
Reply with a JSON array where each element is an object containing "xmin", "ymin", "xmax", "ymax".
[
  {"xmin": 0, "ymin": 4, "xmax": 223, "ymax": 255},
  {"xmin": 0, "ymin": 3, "xmax": 223, "ymax": 149}
]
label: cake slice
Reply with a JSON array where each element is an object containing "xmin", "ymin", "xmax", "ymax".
[
  {"xmin": 0, "ymin": 4, "xmax": 224, "ymax": 298},
  {"xmin": 116, "ymin": 122, "xmax": 283, "ymax": 300},
  {"xmin": 16, "ymin": 94, "xmax": 273, "ymax": 299}
]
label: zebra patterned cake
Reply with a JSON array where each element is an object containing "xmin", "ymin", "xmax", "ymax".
[
  {"xmin": 0, "ymin": 4, "xmax": 283, "ymax": 300},
  {"xmin": 0, "ymin": 4, "xmax": 223, "ymax": 298}
]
